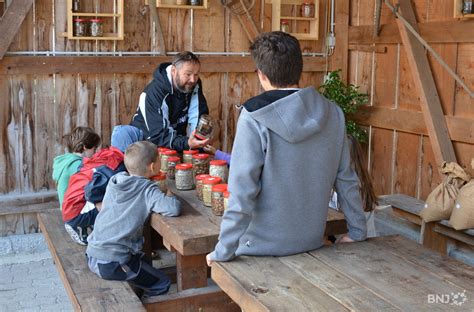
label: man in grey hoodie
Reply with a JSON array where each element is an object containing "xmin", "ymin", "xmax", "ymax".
[
  {"xmin": 207, "ymin": 31, "xmax": 367, "ymax": 265},
  {"xmin": 86, "ymin": 141, "xmax": 181, "ymax": 298}
]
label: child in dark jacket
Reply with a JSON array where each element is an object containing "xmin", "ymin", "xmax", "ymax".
[{"xmin": 86, "ymin": 141, "xmax": 181, "ymax": 298}]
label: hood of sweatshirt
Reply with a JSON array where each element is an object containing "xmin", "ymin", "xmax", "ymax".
[
  {"xmin": 248, "ymin": 87, "xmax": 330, "ymax": 143},
  {"xmin": 107, "ymin": 171, "xmax": 150, "ymax": 200},
  {"xmin": 52, "ymin": 153, "xmax": 82, "ymax": 182}
]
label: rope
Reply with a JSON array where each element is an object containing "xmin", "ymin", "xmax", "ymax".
[{"xmin": 384, "ymin": 0, "xmax": 474, "ymax": 98}]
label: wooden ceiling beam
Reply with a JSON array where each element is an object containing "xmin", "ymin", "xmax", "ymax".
[
  {"xmin": 0, "ymin": 0, "xmax": 34, "ymax": 60},
  {"xmin": 396, "ymin": 0, "xmax": 457, "ymax": 165}
]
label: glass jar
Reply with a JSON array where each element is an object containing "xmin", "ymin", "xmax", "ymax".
[
  {"xmin": 192, "ymin": 153, "xmax": 210, "ymax": 177},
  {"xmin": 183, "ymin": 149, "xmax": 198, "ymax": 164},
  {"xmin": 90, "ymin": 18, "xmax": 103, "ymax": 37},
  {"xmin": 301, "ymin": 2, "xmax": 314, "ymax": 17},
  {"xmin": 463, "ymin": 0, "xmax": 473, "ymax": 14},
  {"xmin": 166, "ymin": 156, "xmax": 181, "ymax": 180},
  {"xmin": 209, "ymin": 159, "xmax": 228, "ymax": 183},
  {"xmin": 280, "ymin": 20, "xmax": 290, "ymax": 33},
  {"xmin": 202, "ymin": 176, "xmax": 222, "ymax": 207},
  {"xmin": 195, "ymin": 114, "xmax": 213, "ymax": 140},
  {"xmin": 161, "ymin": 150, "xmax": 177, "ymax": 173},
  {"xmin": 151, "ymin": 173, "xmax": 167, "ymax": 193},
  {"xmin": 73, "ymin": 0, "xmax": 81, "ymax": 12},
  {"xmin": 74, "ymin": 18, "xmax": 88, "ymax": 37},
  {"xmin": 175, "ymin": 163, "xmax": 194, "ymax": 190},
  {"xmin": 211, "ymin": 184, "xmax": 228, "ymax": 216},
  {"xmin": 195, "ymin": 174, "xmax": 211, "ymax": 201},
  {"xmin": 223, "ymin": 191, "xmax": 230, "ymax": 211},
  {"xmin": 190, "ymin": 0, "xmax": 200, "ymax": 5}
]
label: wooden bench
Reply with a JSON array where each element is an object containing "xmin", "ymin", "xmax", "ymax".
[
  {"xmin": 377, "ymin": 194, "xmax": 473, "ymax": 257},
  {"xmin": 211, "ymin": 235, "xmax": 474, "ymax": 311},
  {"xmin": 38, "ymin": 209, "xmax": 146, "ymax": 312}
]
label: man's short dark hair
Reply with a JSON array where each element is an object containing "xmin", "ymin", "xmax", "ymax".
[
  {"xmin": 250, "ymin": 31, "xmax": 302, "ymax": 87},
  {"xmin": 172, "ymin": 51, "xmax": 200, "ymax": 69}
]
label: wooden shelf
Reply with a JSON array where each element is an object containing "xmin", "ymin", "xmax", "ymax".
[
  {"xmin": 66, "ymin": 0, "xmax": 124, "ymax": 40},
  {"xmin": 146, "ymin": 0, "xmax": 209, "ymax": 9},
  {"xmin": 271, "ymin": 0, "xmax": 319, "ymax": 40},
  {"xmin": 453, "ymin": 0, "xmax": 474, "ymax": 18}
]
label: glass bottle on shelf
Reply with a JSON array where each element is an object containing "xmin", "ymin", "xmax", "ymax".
[
  {"xmin": 301, "ymin": 2, "xmax": 314, "ymax": 17},
  {"xmin": 280, "ymin": 20, "xmax": 290, "ymax": 33},
  {"xmin": 73, "ymin": 0, "xmax": 81, "ymax": 12},
  {"xmin": 463, "ymin": 0, "xmax": 473, "ymax": 14},
  {"xmin": 90, "ymin": 19, "xmax": 104, "ymax": 37}
]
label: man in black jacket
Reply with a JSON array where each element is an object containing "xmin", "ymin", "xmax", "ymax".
[{"xmin": 131, "ymin": 52, "xmax": 209, "ymax": 151}]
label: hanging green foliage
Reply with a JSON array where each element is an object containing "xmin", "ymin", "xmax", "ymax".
[{"xmin": 318, "ymin": 70, "xmax": 369, "ymax": 143}]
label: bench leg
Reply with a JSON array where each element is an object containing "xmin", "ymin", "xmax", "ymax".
[
  {"xmin": 176, "ymin": 254, "xmax": 208, "ymax": 291},
  {"xmin": 421, "ymin": 221, "xmax": 447, "ymax": 255}
]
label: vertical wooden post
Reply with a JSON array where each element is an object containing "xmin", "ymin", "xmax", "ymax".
[
  {"xmin": 176, "ymin": 253, "xmax": 208, "ymax": 291},
  {"xmin": 396, "ymin": 0, "xmax": 457, "ymax": 166},
  {"xmin": 332, "ymin": 0, "xmax": 349, "ymax": 83}
]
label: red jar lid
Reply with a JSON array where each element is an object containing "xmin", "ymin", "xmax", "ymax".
[
  {"xmin": 193, "ymin": 153, "xmax": 209, "ymax": 159},
  {"xmin": 203, "ymin": 176, "xmax": 222, "ymax": 185},
  {"xmin": 158, "ymin": 147, "xmax": 170, "ymax": 153},
  {"xmin": 281, "ymin": 20, "xmax": 289, "ymax": 24},
  {"xmin": 183, "ymin": 150, "xmax": 198, "ymax": 155},
  {"xmin": 223, "ymin": 191, "xmax": 230, "ymax": 198},
  {"xmin": 196, "ymin": 174, "xmax": 211, "ymax": 181},
  {"xmin": 163, "ymin": 150, "xmax": 177, "ymax": 156},
  {"xmin": 151, "ymin": 173, "xmax": 166, "ymax": 181},
  {"xmin": 210, "ymin": 160, "xmax": 227, "ymax": 166},
  {"xmin": 167, "ymin": 156, "xmax": 180, "ymax": 163},
  {"xmin": 90, "ymin": 18, "xmax": 103, "ymax": 22},
  {"xmin": 212, "ymin": 184, "xmax": 228, "ymax": 193},
  {"xmin": 176, "ymin": 163, "xmax": 193, "ymax": 170},
  {"xmin": 74, "ymin": 18, "xmax": 87, "ymax": 22}
]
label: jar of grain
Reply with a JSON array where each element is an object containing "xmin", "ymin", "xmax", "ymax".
[
  {"xmin": 192, "ymin": 153, "xmax": 210, "ymax": 177},
  {"xmin": 183, "ymin": 149, "xmax": 198, "ymax": 164},
  {"xmin": 161, "ymin": 150, "xmax": 177, "ymax": 173},
  {"xmin": 209, "ymin": 159, "xmax": 228, "ymax": 183},
  {"xmin": 90, "ymin": 18, "xmax": 103, "ymax": 37},
  {"xmin": 195, "ymin": 114, "xmax": 213, "ymax": 140},
  {"xmin": 211, "ymin": 184, "xmax": 228, "ymax": 216},
  {"xmin": 202, "ymin": 176, "xmax": 222, "ymax": 207},
  {"xmin": 74, "ymin": 18, "xmax": 88, "ymax": 37},
  {"xmin": 195, "ymin": 174, "xmax": 211, "ymax": 201},
  {"xmin": 151, "ymin": 173, "xmax": 167, "ymax": 193},
  {"xmin": 223, "ymin": 191, "xmax": 230, "ymax": 210},
  {"xmin": 166, "ymin": 156, "xmax": 180, "ymax": 180},
  {"xmin": 175, "ymin": 163, "xmax": 194, "ymax": 190}
]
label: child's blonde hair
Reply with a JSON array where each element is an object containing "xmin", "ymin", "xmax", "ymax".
[
  {"xmin": 63, "ymin": 127, "xmax": 101, "ymax": 153},
  {"xmin": 124, "ymin": 141, "xmax": 158, "ymax": 176}
]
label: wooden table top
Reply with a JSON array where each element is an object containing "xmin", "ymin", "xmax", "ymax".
[
  {"xmin": 211, "ymin": 235, "xmax": 474, "ymax": 312},
  {"xmin": 151, "ymin": 183, "xmax": 347, "ymax": 256}
]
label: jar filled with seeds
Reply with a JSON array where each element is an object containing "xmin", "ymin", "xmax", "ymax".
[
  {"xmin": 183, "ymin": 149, "xmax": 198, "ymax": 164},
  {"xmin": 151, "ymin": 173, "xmax": 167, "ymax": 193},
  {"xmin": 166, "ymin": 156, "xmax": 180, "ymax": 180},
  {"xmin": 158, "ymin": 147, "xmax": 171, "ymax": 162},
  {"xmin": 90, "ymin": 18, "xmax": 103, "ymax": 37},
  {"xmin": 211, "ymin": 184, "xmax": 228, "ymax": 216},
  {"xmin": 192, "ymin": 153, "xmax": 210, "ymax": 177},
  {"xmin": 161, "ymin": 150, "xmax": 177, "ymax": 173},
  {"xmin": 195, "ymin": 114, "xmax": 213, "ymax": 140},
  {"xmin": 175, "ymin": 163, "xmax": 194, "ymax": 190},
  {"xmin": 223, "ymin": 191, "xmax": 230, "ymax": 210},
  {"xmin": 74, "ymin": 18, "xmax": 88, "ymax": 37},
  {"xmin": 195, "ymin": 174, "xmax": 211, "ymax": 201},
  {"xmin": 209, "ymin": 159, "xmax": 228, "ymax": 183},
  {"xmin": 202, "ymin": 176, "xmax": 222, "ymax": 207}
]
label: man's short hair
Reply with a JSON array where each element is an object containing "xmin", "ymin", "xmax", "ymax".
[
  {"xmin": 124, "ymin": 141, "xmax": 158, "ymax": 176},
  {"xmin": 172, "ymin": 51, "xmax": 200, "ymax": 69},
  {"xmin": 250, "ymin": 31, "xmax": 302, "ymax": 87}
]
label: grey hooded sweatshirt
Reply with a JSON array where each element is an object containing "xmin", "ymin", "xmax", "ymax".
[
  {"xmin": 87, "ymin": 172, "xmax": 181, "ymax": 263},
  {"xmin": 209, "ymin": 87, "xmax": 367, "ymax": 262}
]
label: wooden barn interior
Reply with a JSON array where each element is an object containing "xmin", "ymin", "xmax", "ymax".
[{"xmin": 0, "ymin": 0, "xmax": 472, "ymax": 310}]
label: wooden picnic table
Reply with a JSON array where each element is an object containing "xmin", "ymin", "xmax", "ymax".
[
  {"xmin": 150, "ymin": 182, "xmax": 347, "ymax": 292},
  {"xmin": 211, "ymin": 235, "xmax": 474, "ymax": 312}
]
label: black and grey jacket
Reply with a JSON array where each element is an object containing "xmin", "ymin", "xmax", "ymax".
[{"xmin": 130, "ymin": 63, "xmax": 209, "ymax": 151}]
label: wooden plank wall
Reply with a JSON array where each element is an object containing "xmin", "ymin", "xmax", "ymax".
[
  {"xmin": 0, "ymin": 0, "xmax": 328, "ymax": 234},
  {"xmin": 349, "ymin": 0, "xmax": 473, "ymax": 200}
]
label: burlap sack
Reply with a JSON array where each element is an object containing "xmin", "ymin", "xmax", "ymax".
[
  {"xmin": 420, "ymin": 162, "xmax": 471, "ymax": 222},
  {"xmin": 449, "ymin": 179, "xmax": 474, "ymax": 230}
]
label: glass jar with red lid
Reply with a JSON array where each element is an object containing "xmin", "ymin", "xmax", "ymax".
[
  {"xmin": 183, "ymin": 149, "xmax": 198, "ymax": 164},
  {"xmin": 192, "ymin": 153, "xmax": 210, "ymax": 176},
  {"xmin": 151, "ymin": 173, "xmax": 167, "ymax": 193},
  {"xmin": 223, "ymin": 191, "xmax": 230, "ymax": 211},
  {"xmin": 211, "ymin": 184, "xmax": 228, "ymax": 216},
  {"xmin": 195, "ymin": 174, "xmax": 211, "ymax": 201},
  {"xmin": 202, "ymin": 176, "xmax": 222, "ymax": 207},
  {"xmin": 175, "ymin": 163, "xmax": 194, "ymax": 190},
  {"xmin": 161, "ymin": 150, "xmax": 178, "ymax": 173},
  {"xmin": 209, "ymin": 159, "xmax": 228, "ymax": 183},
  {"xmin": 166, "ymin": 156, "xmax": 181, "ymax": 180}
]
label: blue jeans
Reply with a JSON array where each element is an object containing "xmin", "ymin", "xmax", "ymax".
[
  {"xmin": 65, "ymin": 207, "xmax": 98, "ymax": 229},
  {"xmin": 87, "ymin": 252, "xmax": 170, "ymax": 298}
]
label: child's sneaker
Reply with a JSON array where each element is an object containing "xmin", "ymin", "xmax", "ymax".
[{"xmin": 64, "ymin": 223, "xmax": 88, "ymax": 246}]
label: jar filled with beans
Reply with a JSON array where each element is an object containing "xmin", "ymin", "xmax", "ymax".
[
  {"xmin": 209, "ymin": 159, "xmax": 228, "ymax": 183},
  {"xmin": 192, "ymin": 153, "xmax": 210, "ymax": 177},
  {"xmin": 211, "ymin": 184, "xmax": 228, "ymax": 216},
  {"xmin": 151, "ymin": 173, "xmax": 167, "ymax": 193},
  {"xmin": 166, "ymin": 156, "xmax": 180, "ymax": 180},
  {"xmin": 161, "ymin": 150, "xmax": 178, "ymax": 173},
  {"xmin": 195, "ymin": 174, "xmax": 211, "ymax": 201},
  {"xmin": 183, "ymin": 149, "xmax": 198, "ymax": 164},
  {"xmin": 223, "ymin": 191, "xmax": 230, "ymax": 211},
  {"xmin": 158, "ymin": 147, "xmax": 171, "ymax": 162},
  {"xmin": 202, "ymin": 176, "xmax": 222, "ymax": 207},
  {"xmin": 175, "ymin": 163, "xmax": 194, "ymax": 190}
]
